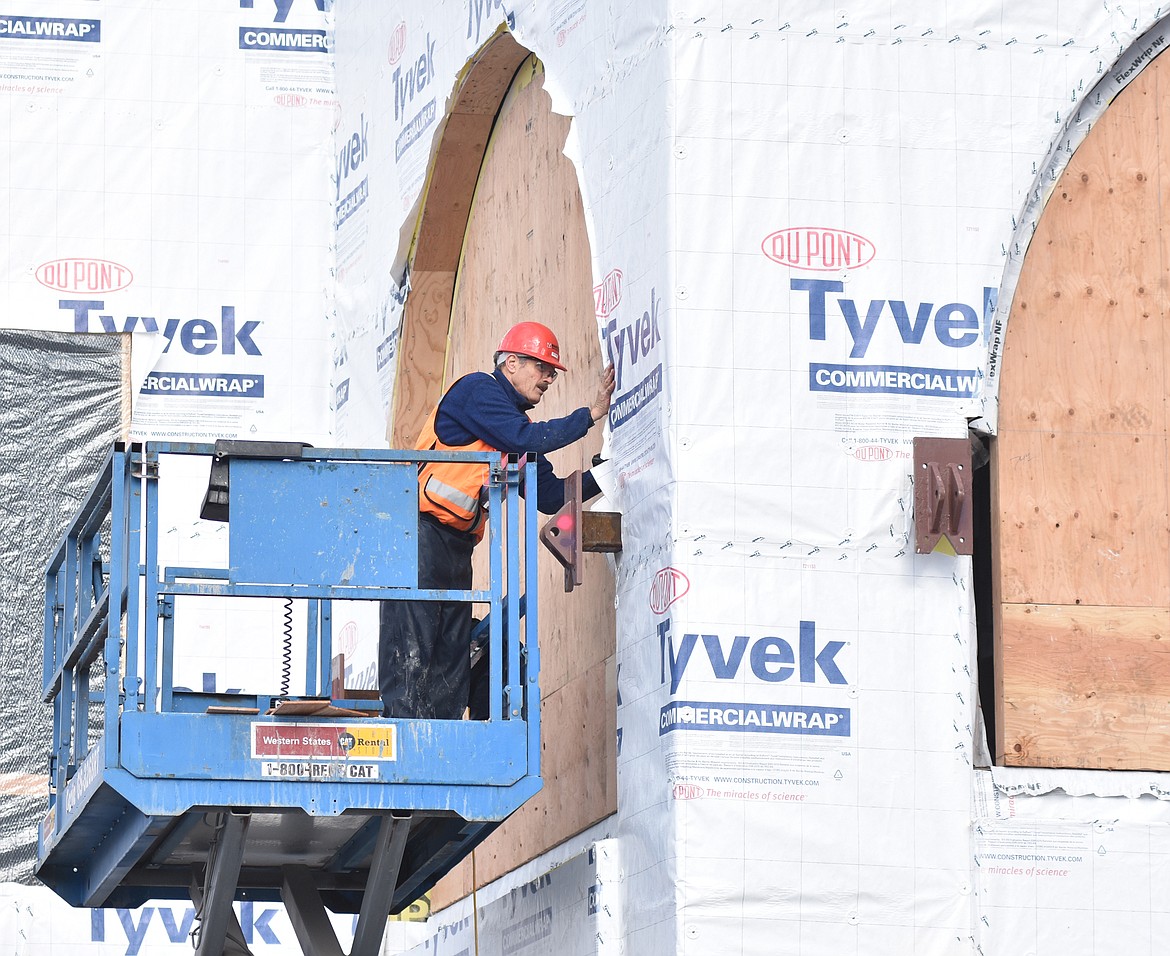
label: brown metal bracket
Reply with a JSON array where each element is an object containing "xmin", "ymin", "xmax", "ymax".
[
  {"xmin": 542, "ymin": 471, "xmax": 583, "ymax": 591},
  {"xmin": 913, "ymin": 437, "xmax": 973, "ymax": 555},
  {"xmin": 540, "ymin": 470, "xmax": 623, "ymax": 592}
]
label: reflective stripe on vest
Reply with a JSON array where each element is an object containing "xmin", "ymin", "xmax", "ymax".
[
  {"xmin": 423, "ymin": 474, "xmax": 479, "ymax": 514},
  {"xmin": 416, "ymin": 404, "xmax": 495, "ymax": 541}
]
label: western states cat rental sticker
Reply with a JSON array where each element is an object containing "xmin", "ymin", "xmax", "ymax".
[{"xmin": 251, "ymin": 722, "xmax": 395, "ymax": 780}]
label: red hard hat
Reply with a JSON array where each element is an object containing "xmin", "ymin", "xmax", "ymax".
[{"xmin": 496, "ymin": 322, "xmax": 567, "ymax": 371}]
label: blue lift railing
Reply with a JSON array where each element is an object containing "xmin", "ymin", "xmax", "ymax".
[{"xmin": 36, "ymin": 441, "xmax": 542, "ymax": 956}]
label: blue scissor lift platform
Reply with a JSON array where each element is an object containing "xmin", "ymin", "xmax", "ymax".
[{"xmin": 36, "ymin": 441, "xmax": 543, "ymax": 956}]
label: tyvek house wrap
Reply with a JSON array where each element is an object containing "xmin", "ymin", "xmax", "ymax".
[
  {"xmin": 456, "ymin": 3, "xmax": 1170, "ymax": 954},
  {"xmin": 0, "ymin": 1, "xmax": 337, "ymax": 449},
  {"xmin": 4, "ymin": 1, "xmax": 1170, "ymax": 955}
]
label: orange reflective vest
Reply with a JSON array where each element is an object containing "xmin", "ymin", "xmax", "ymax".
[{"xmin": 416, "ymin": 405, "xmax": 495, "ymax": 541}]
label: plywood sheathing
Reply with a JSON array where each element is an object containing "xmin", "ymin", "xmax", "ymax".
[
  {"xmin": 432, "ymin": 657, "xmax": 617, "ymax": 902},
  {"xmin": 120, "ymin": 334, "xmax": 133, "ymax": 442},
  {"xmin": 391, "ymin": 31, "xmax": 529, "ymax": 448},
  {"xmin": 996, "ymin": 56, "xmax": 1170, "ymax": 769},
  {"xmin": 392, "ymin": 41, "xmax": 617, "ymax": 907},
  {"xmin": 1000, "ymin": 604, "xmax": 1170, "ymax": 768}
]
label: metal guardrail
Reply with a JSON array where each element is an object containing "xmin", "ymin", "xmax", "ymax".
[{"xmin": 37, "ymin": 441, "xmax": 543, "ymax": 954}]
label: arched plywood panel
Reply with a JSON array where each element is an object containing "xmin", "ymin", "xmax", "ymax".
[
  {"xmin": 390, "ymin": 31, "xmax": 529, "ymax": 449},
  {"xmin": 445, "ymin": 57, "xmax": 614, "ymax": 696},
  {"xmin": 392, "ymin": 39, "xmax": 616, "ymax": 907},
  {"xmin": 995, "ymin": 55, "xmax": 1170, "ymax": 769}
]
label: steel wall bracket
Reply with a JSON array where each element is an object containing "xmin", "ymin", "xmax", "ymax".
[
  {"xmin": 539, "ymin": 470, "xmax": 623, "ymax": 592},
  {"xmin": 913, "ymin": 437, "xmax": 973, "ymax": 556}
]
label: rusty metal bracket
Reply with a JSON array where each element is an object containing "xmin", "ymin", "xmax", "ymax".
[
  {"xmin": 542, "ymin": 471, "xmax": 583, "ymax": 591},
  {"xmin": 539, "ymin": 470, "xmax": 623, "ymax": 592},
  {"xmin": 913, "ymin": 437, "xmax": 973, "ymax": 555}
]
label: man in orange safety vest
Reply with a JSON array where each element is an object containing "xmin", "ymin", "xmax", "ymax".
[{"xmin": 379, "ymin": 321, "xmax": 615, "ymax": 719}]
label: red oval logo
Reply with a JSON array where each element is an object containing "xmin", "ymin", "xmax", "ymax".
[
  {"xmin": 850, "ymin": 444, "xmax": 893, "ymax": 461},
  {"xmin": 36, "ymin": 258, "xmax": 133, "ymax": 294},
  {"xmin": 387, "ymin": 21, "xmax": 408, "ymax": 65},
  {"xmin": 650, "ymin": 567, "xmax": 690, "ymax": 615},
  {"xmin": 761, "ymin": 227, "xmax": 876, "ymax": 271},
  {"xmin": 336, "ymin": 620, "xmax": 360, "ymax": 656},
  {"xmin": 274, "ymin": 93, "xmax": 308, "ymax": 107},
  {"xmin": 593, "ymin": 267, "xmax": 623, "ymax": 319}
]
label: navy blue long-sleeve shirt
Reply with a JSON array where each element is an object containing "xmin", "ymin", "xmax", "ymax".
[{"xmin": 433, "ymin": 368, "xmax": 601, "ymax": 512}]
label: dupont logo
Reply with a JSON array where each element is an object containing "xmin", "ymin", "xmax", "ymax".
[
  {"xmin": 387, "ymin": 20, "xmax": 407, "ymax": 64},
  {"xmin": 850, "ymin": 444, "xmax": 893, "ymax": 461},
  {"xmin": 36, "ymin": 258, "xmax": 133, "ymax": 294},
  {"xmin": 761, "ymin": 227, "xmax": 876, "ymax": 272},
  {"xmin": 594, "ymin": 267, "xmax": 623, "ymax": 318},
  {"xmin": 672, "ymin": 784, "xmax": 703, "ymax": 800},
  {"xmin": 336, "ymin": 620, "xmax": 359, "ymax": 657},
  {"xmin": 650, "ymin": 567, "xmax": 689, "ymax": 615},
  {"xmin": 274, "ymin": 92, "xmax": 307, "ymax": 106}
]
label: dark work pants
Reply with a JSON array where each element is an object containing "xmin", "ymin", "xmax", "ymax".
[{"xmin": 378, "ymin": 515, "xmax": 476, "ymax": 719}]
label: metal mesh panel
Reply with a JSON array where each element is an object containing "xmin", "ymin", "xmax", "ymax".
[{"xmin": 0, "ymin": 331, "xmax": 123, "ymax": 882}]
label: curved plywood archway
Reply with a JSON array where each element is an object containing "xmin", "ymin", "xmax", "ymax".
[
  {"xmin": 390, "ymin": 31, "xmax": 530, "ymax": 447},
  {"xmin": 392, "ymin": 36, "xmax": 617, "ymax": 904},
  {"xmin": 994, "ymin": 54, "xmax": 1170, "ymax": 769}
]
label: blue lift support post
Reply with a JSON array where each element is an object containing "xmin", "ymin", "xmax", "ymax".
[{"xmin": 36, "ymin": 441, "xmax": 542, "ymax": 956}]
